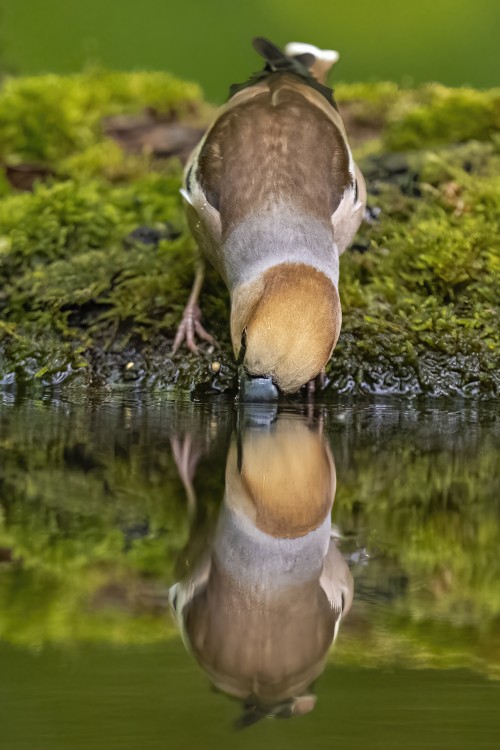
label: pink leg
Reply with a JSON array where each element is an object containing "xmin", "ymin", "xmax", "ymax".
[
  {"xmin": 170, "ymin": 434, "xmax": 204, "ymax": 516},
  {"xmin": 172, "ymin": 263, "xmax": 217, "ymax": 354}
]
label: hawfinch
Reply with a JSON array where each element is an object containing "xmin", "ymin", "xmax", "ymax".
[{"xmin": 175, "ymin": 38, "xmax": 366, "ymax": 399}]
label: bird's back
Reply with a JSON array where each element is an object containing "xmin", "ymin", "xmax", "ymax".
[{"xmin": 197, "ymin": 74, "xmax": 352, "ymax": 234}]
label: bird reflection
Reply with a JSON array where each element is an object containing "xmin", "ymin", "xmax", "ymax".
[{"xmin": 169, "ymin": 408, "xmax": 353, "ymax": 726}]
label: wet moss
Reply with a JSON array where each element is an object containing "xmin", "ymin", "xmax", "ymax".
[{"xmin": 0, "ymin": 71, "xmax": 499, "ymax": 395}]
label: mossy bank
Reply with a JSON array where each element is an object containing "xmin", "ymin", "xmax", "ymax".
[{"xmin": 0, "ymin": 71, "xmax": 499, "ymax": 396}]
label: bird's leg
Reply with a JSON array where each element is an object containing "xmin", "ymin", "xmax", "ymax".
[
  {"xmin": 170, "ymin": 434, "xmax": 204, "ymax": 516},
  {"xmin": 317, "ymin": 368, "xmax": 328, "ymax": 390},
  {"xmin": 172, "ymin": 261, "xmax": 217, "ymax": 354}
]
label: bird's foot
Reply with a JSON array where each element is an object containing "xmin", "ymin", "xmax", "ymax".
[{"xmin": 172, "ymin": 303, "xmax": 217, "ymax": 354}]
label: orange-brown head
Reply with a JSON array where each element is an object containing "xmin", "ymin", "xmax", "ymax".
[{"xmin": 231, "ymin": 263, "xmax": 341, "ymax": 394}]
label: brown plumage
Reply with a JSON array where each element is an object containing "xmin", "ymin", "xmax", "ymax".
[
  {"xmin": 176, "ymin": 39, "xmax": 366, "ymax": 395},
  {"xmin": 197, "ymin": 77, "xmax": 351, "ymax": 228}
]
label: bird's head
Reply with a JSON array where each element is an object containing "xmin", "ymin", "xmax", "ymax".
[{"xmin": 231, "ymin": 263, "xmax": 341, "ymax": 396}]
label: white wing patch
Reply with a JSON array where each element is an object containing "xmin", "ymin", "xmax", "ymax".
[
  {"xmin": 179, "ymin": 187, "xmax": 193, "ymax": 206},
  {"xmin": 285, "ymin": 42, "xmax": 340, "ymax": 66},
  {"xmin": 332, "ymin": 159, "xmax": 366, "ymax": 255},
  {"xmin": 319, "ymin": 537, "xmax": 354, "ymax": 640}
]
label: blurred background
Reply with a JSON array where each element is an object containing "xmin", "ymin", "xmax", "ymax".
[{"xmin": 2, "ymin": 0, "xmax": 500, "ymax": 101}]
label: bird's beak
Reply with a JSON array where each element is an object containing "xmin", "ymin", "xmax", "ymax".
[{"xmin": 238, "ymin": 366, "xmax": 279, "ymax": 402}]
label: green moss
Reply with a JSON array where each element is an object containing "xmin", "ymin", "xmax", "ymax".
[
  {"xmin": 0, "ymin": 176, "xmax": 184, "ymax": 380},
  {"xmin": 332, "ymin": 167, "xmax": 500, "ymax": 395},
  {"xmin": 59, "ymin": 140, "xmax": 153, "ymax": 181},
  {"xmin": 338, "ymin": 81, "xmax": 500, "ymax": 152},
  {"xmin": 337, "ymin": 81, "xmax": 402, "ymax": 128},
  {"xmin": 384, "ymin": 84, "xmax": 500, "ymax": 151},
  {"xmin": 0, "ymin": 68, "xmax": 201, "ymax": 164},
  {"xmin": 0, "ymin": 70, "xmax": 499, "ymax": 395}
]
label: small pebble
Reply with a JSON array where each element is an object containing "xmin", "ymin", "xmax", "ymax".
[{"xmin": 211, "ymin": 361, "xmax": 221, "ymax": 374}]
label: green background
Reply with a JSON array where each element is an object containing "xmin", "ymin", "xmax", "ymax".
[
  {"xmin": 1, "ymin": 644, "xmax": 499, "ymax": 750},
  {"xmin": 3, "ymin": 0, "xmax": 500, "ymax": 100}
]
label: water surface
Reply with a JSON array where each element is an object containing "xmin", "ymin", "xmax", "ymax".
[{"xmin": 0, "ymin": 392, "xmax": 499, "ymax": 747}]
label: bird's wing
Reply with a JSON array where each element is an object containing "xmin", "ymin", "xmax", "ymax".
[{"xmin": 277, "ymin": 75, "xmax": 366, "ymax": 253}]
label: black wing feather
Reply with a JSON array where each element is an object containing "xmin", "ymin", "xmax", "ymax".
[{"xmin": 229, "ymin": 37, "xmax": 338, "ymax": 110}]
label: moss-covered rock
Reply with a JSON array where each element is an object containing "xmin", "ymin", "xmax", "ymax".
[{"xmin": 0, "ymin": 72, "xmax": 499, "ymax": 396}]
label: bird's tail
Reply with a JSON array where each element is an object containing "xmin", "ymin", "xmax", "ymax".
[
  {"xmin": 284, "ymin": 41, "xmax": 339, "ymax": 84},
  {"xmin": 229, "ymin": 37, "xmax": 339, "ymax": 107}
]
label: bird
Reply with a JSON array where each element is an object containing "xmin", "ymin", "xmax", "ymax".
[
  {"xmin": 174, "ymin": 38, "xmax": 366, "ymax": 399},
  {"xmin": 169, "ymin": 409, "xmax": 354, "ymax": 724}
]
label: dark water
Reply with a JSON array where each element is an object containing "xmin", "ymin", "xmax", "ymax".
[{"xmin": 0, "ymin": 392, "xmax": 499, "ymax": 748}]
